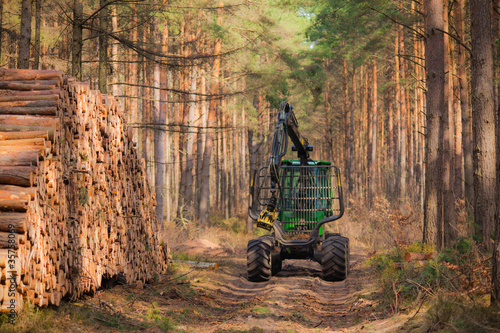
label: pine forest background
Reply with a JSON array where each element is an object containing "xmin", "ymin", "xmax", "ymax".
[{"xmin": 2, "ymin": 0, "xmax": 500, "ymax": 273}]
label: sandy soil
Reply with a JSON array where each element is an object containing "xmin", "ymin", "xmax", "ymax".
[
  {"xmin": 161, "ymin": 246, "xmax": 406, "ymax": 332},
  {"xmin": 50, "ymin": 244, "xmax": 414, "ymax": 333}
]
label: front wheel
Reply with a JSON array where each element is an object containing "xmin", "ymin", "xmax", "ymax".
[
  {"xmin": 247, "ymin": 237, "xmax": 273, "ymax": 282},
  {"xmin": 321, "ymin": 236, "xmax": 349, "ymax": 281}
]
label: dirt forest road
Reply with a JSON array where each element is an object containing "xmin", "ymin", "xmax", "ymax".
[
  {"xmin": 157, "ymin": 247, "xmax": 403, "ymax": 333},
  {"xmin": 35, "ymin": 246, "xmax": 411, "ymax": 333}
]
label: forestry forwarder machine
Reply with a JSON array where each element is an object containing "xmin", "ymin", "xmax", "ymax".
[{"xmin": 247, "ymin": 101, "xmax": 349, "ymax": 282}]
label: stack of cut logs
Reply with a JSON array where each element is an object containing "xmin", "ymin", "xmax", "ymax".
[{"xmin": 0, "ymin": 69, "xmax": 167, "ymax": 310}]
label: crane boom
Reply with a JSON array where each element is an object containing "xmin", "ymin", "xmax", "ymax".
[{"xmin": 257, "ymin": 101, "xmax": 313, "ymax": 230}]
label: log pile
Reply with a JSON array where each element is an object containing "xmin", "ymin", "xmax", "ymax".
[{"xmin": 0, "ymin": 69, "xmax": 167, "ymax": 311}]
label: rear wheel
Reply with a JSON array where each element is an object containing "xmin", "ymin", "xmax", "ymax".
[
  {"xmin": 247, "ymin": 236, "xmax": 273, "ymax": 282},
  {"xmin": 321, "ymin": 236, "xmax": 349, "ymax": 281},
  {"xmin": 271, "ymin": 252, "xmax": 282, "ymax": 275}
]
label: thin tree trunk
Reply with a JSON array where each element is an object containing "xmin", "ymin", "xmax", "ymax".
[
  {"xmin": 154, "ymin": 2, "xmax": 166, "ymax": 229},
  {"xmin": 199, "ymin": 1, "xmax": 223, "ymax": 226},
  {"xmin": 470, "ymin": 0, "xmax": 496, "ymax": 251},
  {"xmin": 455, "ymin": 0, "xmax": 473, "ymax": 206},
  {"xmin": 348, "ymin": 66, "xmax": 356, "ymax": 198},
  {"xmin": 18, "ymin": 0, "xmax": 31, "ymax": 69},
  {"xmin": 34, "ymin": 0, "xmax": 41, "ymax": 69},
  {"xmin": 370, "ymin": 60, "xmax": 378, "ymax": 203},
  {"xmin": 442, "ymin": 0, "xmax": 455, "ymax": 246},
  {"xmin": 398, "ymin": 17, "xmax": 407, "ymax": 201},
  {"xmin": 98, "ymin": 0, "xmax": 108, "ymax": 93},
  {"xmin": 72, "ymin": 0, "xmax": 83, "ymax": 79},
  {"xmin": 129, "ymin": 4, "xmax": 139, "ymax": 143},
  {"xmin": 111, "ymin": 5, "xmax": 119, "ymax": 96},
  {"xmin": 423, "ymin": 0, "xmax": 445, "ymax": 247},
  {"xmin": 492, "ymin": 59, "xmax": 500, "ymax": 305}
]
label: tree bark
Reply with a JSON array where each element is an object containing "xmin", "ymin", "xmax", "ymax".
[
  {"xmin": 442, "ymin": 0, "xmax": 456, "ymax": 246},
  {"xmin": 199, "ymin": 2, "xmax": 223, "ymax": 226},
  {"xmin": 34, "ymin": 0, "xmax": 41, "ymax": 69},
  {"xmin": 153, "ymin": 2, "xmax": 166, "ymax": 229},
  {"xmin": 423, "ymin": 0, "xmax": 445, "ymax": 247},
  {"xmin": 470, "ymin": 0, "xmax": 496, "ymax": 251},
  {"xmin": 72, "ymin": 0, "xmax": 83, "ymax": 79},
  {"xmin": 455, "ymin": 0, "xmax": 473, "ymax": 206},
  {"xmin": 370, "ymin": 60, "xmax": 378, "ymax": 204},
  {"xmin": 98, "ymin": 0, "xmax": 109, "ymax": 93},
  {"xmin": 348, "ymin": 66, "xmax": 356, "ymax": 197},
  {"xmin": 18, "ymin": 0, "xmax": 31, "ymax": 69}
]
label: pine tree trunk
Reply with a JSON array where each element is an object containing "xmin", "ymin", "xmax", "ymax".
[
  {"xmin": 492, "ymin": 61, "xmax": 500, "ymax": 305},
  {"xmin": 423, "ymin": 0, "xmax": 445, "ymax": 247},
  {"xmin": 111, "ymin": 5, "xmax": 119, "ymax": 96},
  {"xmin": 398, "ymin": 18, "xmax": 407, "ymax": 201},
  {"xmin": 442, "ymin": 0, "xmax": 455, "ymax": 246},
  {"xmin": 470, "ymin": 0, "xmax": 496, "ymax": 251},
  {"xmin": 72, "ymin": 0, "xmax": 83, "ymax": 79},
  {"xmin": 386, "ymin": 59, "xmax": 395, "ymax": 198},
  {"xmin": 98, "ymin": 0, "xmax": 108, "ymax": 93},
  {"xmin": 455, "ymin": 0, "xmax": 473, "ymax": 206},
  {"xmin": 34, "ymin": 0, "xmax": 41, "ymax": 69},
  {"xmin": 199, "ymin": 1, "xmax": 223, "ymax": 226},
  {"xmin": 153, "ymin": 4, "xmax": 166, "ymax": 229},
  {"xmin": 18, "ymin": 0, "xmax": 31, "ymax": 69},
  {"xmin": 348, "ymin": 66, "xmax": 356, "ymax": 197},
  {"xmin": 370, "ymin": 60, "xmax": 378, "ymax": 203}
]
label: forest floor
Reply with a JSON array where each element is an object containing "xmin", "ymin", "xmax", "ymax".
[{"xmin": 0, "ymin": 236, "xmax": 428, "ymax": 333}]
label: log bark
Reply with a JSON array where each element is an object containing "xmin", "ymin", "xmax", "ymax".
[
  {"xmin": 0, "ymin": 213, "xmax": 27, "ymax": 233},
  {"xmin": 0, "ymin": 115, "xmax": 58, "ymax": 128},
  {"xmin": 0, "ymin": 106, "xmax": 57, "ymax": 115},
  {"xmin": 0, "ymin": 166, "xmax": 35, "ymax": 186},
  {"xmin": 0, "ymin": 138, "xmax": 45, "ymax": 146},
  {"xmin": 0, "ymin": 83, "xmax": 58, "ymax": 91},
  {"xmin": 0, "ymin": 131, "xmax": 47, "ymax": 140},
  {"xmin": 0, "ymin": 150, "xmax": 39, "ymax": 166},
  {"xmin": 0, "ymin": 70, "xmax": 63, "ymax": 82},
  {"xmin": 0, "ymin": 232, "xmax": 24, "ymax": 249},
  {"xmin": 0, "ymin": 90, "xmax": 61, "ymax": 101}
]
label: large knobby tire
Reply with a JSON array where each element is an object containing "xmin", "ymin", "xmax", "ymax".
[
  {"xmin": 247, "ymin": 237, "xmax": 273, "ymax": 282},
  {"xmin": 321, "ymin": 236, "xmax": 349, "ymax": 281}
]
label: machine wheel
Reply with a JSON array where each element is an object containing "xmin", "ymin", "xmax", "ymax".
[
  {"xmin": 271, "ymin": 252, "xmax": 282, "ymax": 275},
  {"xmin": 321, "ymin": 236, "xmax": 349, "ymax": 281},
  {"xmin": 247, "ymin": 236, "xmax": 273, "ymax": 282}
]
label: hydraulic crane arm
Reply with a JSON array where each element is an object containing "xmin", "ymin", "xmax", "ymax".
[
  {"xmin": 256, "ymin": 101, "xmax": 313, "ymax": 230},
  {"xmin": 269, "ymin": 101, "xmax": 312, "ymax": 186}
]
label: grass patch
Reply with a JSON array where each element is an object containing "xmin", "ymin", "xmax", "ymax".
[{"xmin": 251, "ymin": 306, "xmax": 271, "ymax": 314}]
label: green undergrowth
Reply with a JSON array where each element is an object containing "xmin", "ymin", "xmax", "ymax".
[{"xmin": 368, "ymin": 238, "xmax": 496, "ymax": 332}]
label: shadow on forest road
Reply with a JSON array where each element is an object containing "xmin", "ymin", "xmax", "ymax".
[{"xmin": 186, "ymin": 248, "xmax": 399, "ymax": 332}]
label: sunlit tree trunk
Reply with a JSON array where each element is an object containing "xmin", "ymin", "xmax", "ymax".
[
  {"xmin": 34, "ymin": 0, "xmax": 41, "ymax": 69},
  {"xmin": 72, "ymin": 0, "xmax": 83, "ymax": 78},
  {"xmin": 154, "ymin": 2, "xmax": 166, "ymax": 228},
  {"xmin": 423, "ymin": 0, "xmax": 445, "ymax": 247},
  {"xmin": 199, "ymin": 1, "xmax": 223, "ymax": 226},
  {"xmin": 111, "ymin": 5, "xmax": 119, "ymax": 96},
  {"xmin": 348, "ymin": 66, "xmax": 356, "ymax": 198},
  {"xmin": 370, "ymin": 60, "xmax": 378, "ymax": 203},
  {"xmin": 398, "ymin": 18, "xmax": 407, "ymax": 201},
  {"xmin": 98, "ymin": 0, "xmax": 109, "ymax": 93},
  {"xmin": 442, "ymin": 0, "xmax": 455, "ymax": 246},
  {"xmin": 470, "ymin": 0, "xmax": 496, "ymax": 250},
  {"xmin": 455, "ymin": 0, "xmax": 473, "ymax": 206},
  {"xmin": 18, "ymin": 0, "xmax": 31, "ymax": 68}
]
